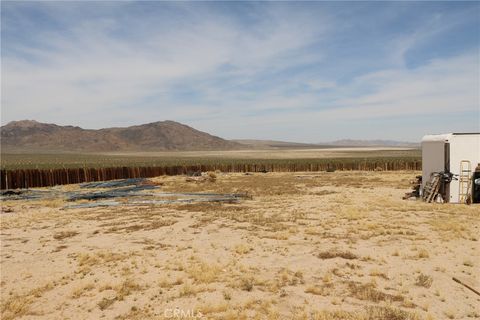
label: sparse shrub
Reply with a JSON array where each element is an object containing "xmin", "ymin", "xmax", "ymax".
[
  {"xmin": 317, "ymin": 250, "xmax": 358, "ymax": 260},
  {"xmin": 345, "ymin": 262, "xmax": 361, "ymax": 269},
  {"xmin": 76, "ymin": 251, "xmax": 131, "ymax": 269},
  {"xmin": 53, "ymin": 230, "xmax": 78, "ymax": 240},
  {"xmin": 348, "ymin": 282, "xmax": 404, "ymax": 302},
  {"xmin": 223, "ymin": 290, "xmax": 232, "ymax": 300},
  {"xmin": 179, "ymin": 283, "xmax": 196, "ymax": 297},
  {"xmin": 369, "ymin": 269, "xmax": 389, "ymax": 280},
  {"xmin": 305, "ymin": 286, "xmax": 329, "ymax": 296},
  {"xmin": 186, "ymin": 260, "xmax": 220, "ymax": 283},
  {"xmin": 234, "ymin": 244, "xmax": 253, "ymax": 254},
  {"xmin": 98, "ymin": 297, "xmax": 115, "ymax": 310},
  {"xmin": 293, "ymin": 271, "xmax": 304, "ymax": 285},
  {"xmin": 415, "ymin": 273, "xmax": 433, "ymax": 288},
  {"xmin": 322, "ymin": 272, "xmax": 332, "ymax": 284},
  {"xmin": 417, "ymin": 249, "xmax": 429, "ymax": 259},
  {"xmin": 71, "ymin": 283, "xmax": 95, "ymax": 298},
  {"xmin": 312, "ymin": 306, "xmax": 421, "ymax": 320},
  {"xmin": 116, "ymin": 278, "xmax": 141, "ymax": 300},
  {"xmin": 240, "ymin": 277, "xmax": 254, "ymax": 291},
  {"xmin": 1, "ymin": 294, "xmax": 32, "ymax": 320},
  {"xmin": 366, "ymin": 306, "xmax": 420, "ymax": 320},
  {"xmin": 207, "ymin": 171, "xmax": 217, "ymax": 182}
]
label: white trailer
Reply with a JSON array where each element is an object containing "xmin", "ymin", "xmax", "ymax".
[{"xmin": 421, "ymin": 133, "xmax": 480, "ymax": 203}]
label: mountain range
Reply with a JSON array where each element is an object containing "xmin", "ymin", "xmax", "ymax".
[
  {"xmin": 0, "ymin": 120, "xmax": 243, "ymax": 152},
  {"xmin": 1, "ymin": 120, "xmax": 418, "ymax": 152}
]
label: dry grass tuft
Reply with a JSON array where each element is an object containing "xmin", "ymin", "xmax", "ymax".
[
  {"xmin": 364, "ymin": 306, "xmax": 422, "ymax": 320},
  {"xmin": 312, "ymin": 306, "xmax": 422, "ymax": 320},
  {"xmin": 1, "ymin": 295, "xmax": 33, "ymax": 320},
  {"xmin": 97, "ymin": 278, "xmax": 141, "ymax": 310},
  {"xmin": 369, "ymin": 269, "xmax": 389, "ymax": 280},
  {"xmin": 116, "ymin": 306, "xmax": 154, "ymax": 320},
  {"xmin": 337, "ymin": 207, "xmax": 367, "ymax": 221},
  {"xmin": 115, "ymin": 278, "xmax": 141, "ymax": 300},
  {"xmin": 106, "ymin": 219, "xmax": 177, "ymax": 233},
  {"xmin": 196, "ymin": 303, "xmax": 228, "ymax": 315},
  {"xmin": 158, "ymin": 276, "xmax": 183, "ymax": 289},
  {"xmin": 348, "ymin": 282, "xmax": 404, "ymax": 303},
  {"xmin": 234, "ymin": 243, "xmax": 253, "ymax": 255},
  {"xmin": 1, "ymin": 283, "xmax": 54, "ymax": 320},
  {"xmin": 415, "ymin": 273, "xmax": 433, "ymax": 288},
  {"xmin": 207, "ymin": 171, "xmax": 217, "ymax": 181},
  {"xmin": 71, "ymin": 283, "xmax": 95, "ymax": 298},
  {"xmin": 178, "ymin": 282, "xmax": 197, "ymax": 297},
  {"xmin": 416, "ymin": 249, "xmax": 429, "ymax": 259},
  {"xmin": 430, "ymin": 217, "xmax": 469, "ymax": 239},
  {"xmin": 98, "ymin": 297, "xmax": 116, "ymax": 311},
  {"xmin": 239, "ymin": 276, "xmax": 255, "ymax": 292},
  {"xmin": 305, "ymin": 285, "xmax": 331, "ymax": 296},
  {"xmin": 53, "ymin": 230, "xmax": 78, "ymax": 240},
  {"xmin": 186, "ymin": 260, "xmax": 221, "ymax": 284},
  {"xmin": 77, "ymin": 251, "xmax": 130, "ymax": 268},
  {"xmin": 317, "ymin": 250, "xmax": 358, "ymax": 260}
]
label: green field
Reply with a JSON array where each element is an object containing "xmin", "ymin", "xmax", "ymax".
[{"xmin": 0, "ymin": 148, "xmax": 421, "ymax": 170}]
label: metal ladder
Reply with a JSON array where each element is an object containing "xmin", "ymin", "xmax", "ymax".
[
  {"xmin": 422, "ymin": 173, "xmax": 441, "ymax": 203},
  {"xmin": 459, "ymin": 160, "xmax": 472, "ymax": 204}
]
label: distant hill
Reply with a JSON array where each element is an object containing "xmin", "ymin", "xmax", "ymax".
[
  {"xmin": 234, "ymin": 139, "xmax": 419, "ymax": 149},
  {"xmin": 232, "ymin": 139, "xmax": 334, "ymax": 149},
  {"xmin": 326, "ymin": 139, "xmax": 419, "ymax": 147},
  {"xmin": 1, "ymin": 120, "xmax": 244, "ymax": 152}
]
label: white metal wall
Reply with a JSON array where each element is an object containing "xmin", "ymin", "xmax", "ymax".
[{"xmin": 448, "ymin": 134, "xmax": 480, "ymax": 203}]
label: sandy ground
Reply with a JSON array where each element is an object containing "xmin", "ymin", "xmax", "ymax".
[
  {"xmin": 105, "ymin": 147, "xmax": 418, "ymax": 159},
  {"xmin": 1, "ymin": 171, "xmax": 479, "ymax": 320}
]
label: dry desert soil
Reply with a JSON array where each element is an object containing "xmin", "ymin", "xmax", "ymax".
[{"xmin": 1, "ymin": 171, "xmax": 479, "ymax": 320}]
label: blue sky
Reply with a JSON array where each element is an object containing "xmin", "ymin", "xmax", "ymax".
[{"xmin": 1, "ymin": 1, "xmax": 479, "ymax": 142}]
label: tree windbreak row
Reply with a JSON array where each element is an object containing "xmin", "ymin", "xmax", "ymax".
[{"xmin": 1, "ymin": 159, "xmax": 421, "ymax": 190}]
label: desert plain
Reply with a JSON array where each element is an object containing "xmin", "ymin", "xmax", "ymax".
[{"xmin": 1, "ymin": 171, "xmax": 479, "ymax": 320}]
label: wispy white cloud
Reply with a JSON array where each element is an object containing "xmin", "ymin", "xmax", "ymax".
[
  {"xmin": 1, "ymin": 2, "xmax": 478, "ymax": 141},
  {"xmin": 188, "ymin": 52, "xmax": 479, "ymax": 141},
  {"xmin": 2, "ymin": 3, "xmax": 329, "ymax": 127},
  {"xmin": 332, "ymin": 53, "xmax": 479, "ymax": 118}
]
